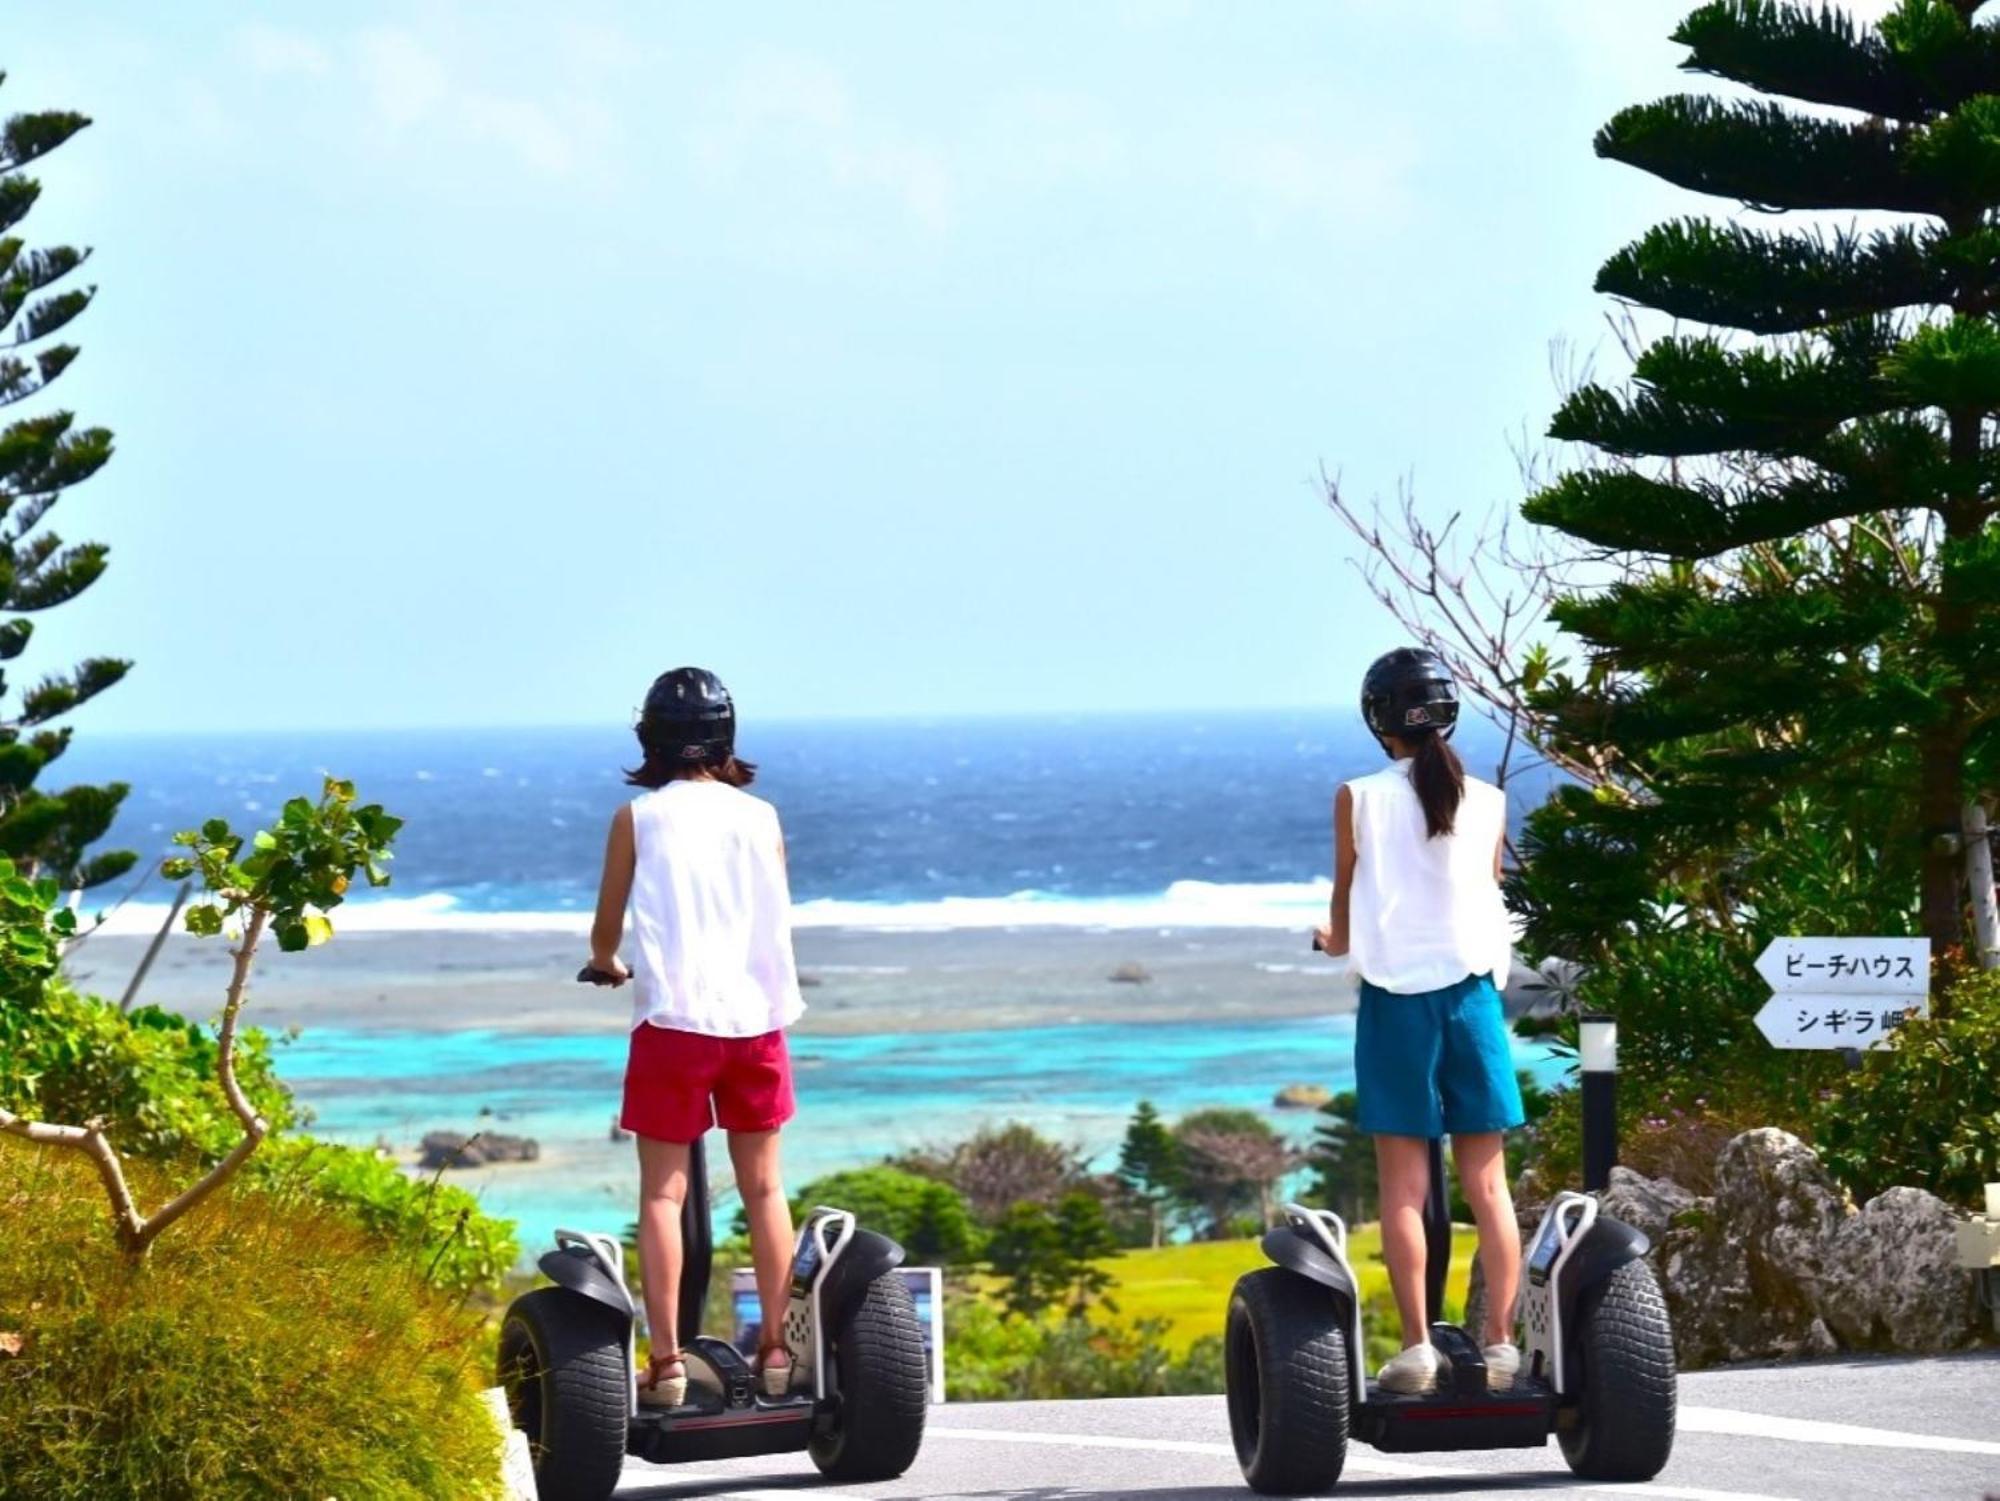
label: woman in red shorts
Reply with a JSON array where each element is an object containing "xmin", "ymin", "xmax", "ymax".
[{"xmin": 588, "ymin": 667, "xmax": 806, "ymax": 1408}]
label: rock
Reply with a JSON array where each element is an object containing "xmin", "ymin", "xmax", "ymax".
[
  {"xmin": 1273, "ymin": 1084, "xmax": 1332, "ymax": 1111},
  {"xmin": 609, "ymin": 1115, "xmax": 632, "ymax": 1144},
  {"xmin": 1818, "ymin": 1186, "xmax": 1981, "ymax": 1353},
  {"xmin": 419, "ymin": 1131, "xmax": 540, "ymax": 1170},
  {"xmin": 1108, "ymin": 962, "xmax": 1151, "ymax": 984},
  {"xmin": 798, "ymin": 972, "xmax": 824, "ymax": 989},
  {"xmin": 1656, "ymin": 1128, "xmax": 1848, "ymax": 1367},
  {"xmin": 1600, "ymin": 1166, "xmax": 1699, "ymax": 1245}
]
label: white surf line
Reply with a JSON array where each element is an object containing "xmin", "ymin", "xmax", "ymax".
[
  {"xmin": 924, "ymin": 1425, "xmax": 1796, "ymax": 1499},
  {"xmin": 1680, "ymin": 1403, "xmax": 2000, "ymax": 1456}
]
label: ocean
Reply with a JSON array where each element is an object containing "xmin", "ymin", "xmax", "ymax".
[
  {"xmin": 59, "ymin": 714, "xmax": 1568, "ymax": 1250},
  {"xmin": 69, "ymin": 712, "xmax": 1551, "ymax": 928}
]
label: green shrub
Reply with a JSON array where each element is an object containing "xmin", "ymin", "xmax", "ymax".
[
  {"xmin": 944, "ymin": 1295, "xmax": 1222, "ymax": 1401},
  {"xmin": 1815, "ymin": 964, "xmax": 2000, "ymax": 1210},
  {"xmin": 0, "ymin": 1144, "xmax": 503, "ymax": 1501},
  {"xmin": 782, "ymin": 1166, "xmax": 981, "ymax": 1264},
  {"xmin": 1, "ymin": 985, "xmax": 517, "ymax": 1297},
  {"xmin": 0, "ymin": 982, "xmax": 296, "ymax": 1162},
  {"xmin": 252, "ymin": 1136, "xmax": 519, "ymax": 1298}
]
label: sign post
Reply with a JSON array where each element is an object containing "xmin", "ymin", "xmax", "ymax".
[{"xmin": 1753, "ymin": 936, "xmax": 1930, "ymax": 1051}]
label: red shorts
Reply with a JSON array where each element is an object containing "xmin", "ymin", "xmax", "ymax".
[{"xmin": 619, "ymin": 1024, "xmax": 796, "ymax": 1143}]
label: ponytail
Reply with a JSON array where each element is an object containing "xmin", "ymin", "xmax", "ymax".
[{"xmin": 1408, "ymin": 730, "xmax": 1464, "ymax": 838}]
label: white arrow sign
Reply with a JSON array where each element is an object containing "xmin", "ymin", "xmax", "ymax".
[
  {"xmin": 1755, "ymin": 936, "xmax": 1929, "ymax": 997},
  {"xmin": 1755, "ymin": 994, "xmax": 1928, "ymax": 1051}
]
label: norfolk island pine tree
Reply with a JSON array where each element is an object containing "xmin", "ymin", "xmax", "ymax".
[
  {"xmin": 0, "ymin": 83, "xmax": 130, "ymax": 889},
  {"xmin": 1519, "ymin": 0, "xmax": 2000, "ymax": 964},
  {"xmin": 1118, "ymin": 1099, "xmax": 1182, "ymax": 1248}
]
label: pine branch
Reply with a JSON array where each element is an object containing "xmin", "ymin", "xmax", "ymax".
[
  {"xmin": 0, "ymin": 111, "xmax": 90, "ymax": 176},
  {"xmin": 1673, "ymin": 0, "xmax": 2000, "ymax": 121},
  {"xmin": 0, "ymin": 178, "xmax": 41, "ymax": 239},
  {"xmin": 1550, "ymin": 323, "xmax": 1900, "ymax": 458},
  {"xmin": 6, "ymin": 541, "xmax": 107, "ymax": 611},
  {"xmin": 1599, "ymin": 95, "xmax": 1929, "ymax": 213},
  {"xmin": 1597, "ymin": 219, "xmax": 1959, "ymax": 333},
  {"xmin": 0, "ymin": 245, "xmax": 88, "ymax": 328}
]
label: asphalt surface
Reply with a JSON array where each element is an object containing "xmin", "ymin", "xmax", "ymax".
[{"xmin": 610, "ymin": 1350, "xmax": 2000, "ymax": 1501}]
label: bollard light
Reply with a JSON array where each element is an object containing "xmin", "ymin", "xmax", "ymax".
[
  {"xmin": 1580, "ymin": 1013, "xmax": 1618, "ymax": 1194},
  {"xmin": 1579, "ymin": 1015, "xmax": 1618, "ymax": 1075}
]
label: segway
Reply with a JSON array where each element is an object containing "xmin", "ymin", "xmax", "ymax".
[
  {"xmin": 496, "ymin": 971, "xmax": 929, "ymax": 1501},
  {"xmin": 1223, "ymin": 1135, "xmax": 1676, "ymax": 1493}
]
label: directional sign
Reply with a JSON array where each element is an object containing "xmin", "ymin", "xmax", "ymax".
[
  {"xmin": 1756, "ymin": 936, "xmax": 1930, "ymax": 1050},
  {"xmin": 1755, "ymin": 936, "xmax": 1929, "ymax": 997},
  {"xmin": 1754, "ymin": 994, "xmax": 1929, "ymax": 1051}
]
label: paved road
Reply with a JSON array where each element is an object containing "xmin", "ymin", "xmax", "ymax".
[{"xmin": 612, "ymin": 1351, "xmax": 2000, "ymax": 1501}]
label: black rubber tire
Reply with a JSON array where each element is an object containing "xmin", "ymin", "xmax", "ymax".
[
  {"xmin": 808, "ymin": 1272, "xmax": 930, "ymax": 1482},
  {"xmin": 1224, "ymin": 1268, "xmax": 1350, "ymax": 1495},
  {"xmin": 496, "ymin": 1288, "xmax": 629, "ymax": 1501},
  {"xmin": 1559, "ymin": 1258, "xmax": 1677, "ymax": 1482}
]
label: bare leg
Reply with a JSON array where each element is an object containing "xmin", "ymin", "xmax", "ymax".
[
  {"xmin": 728, "ymin": 1128, "xmax": 795, "ymax": 1372},
  {"xmin": 1452, "ymin": 1130, "xmax": 1520, "ymax": 1346},
  {"xmin": 1374, "ymin": 1133, "xmax": 1434, "ymax": 1348},
  {"xmin": 636, "ymin": 1135, "xmax": 691, "ymax": 1363}
]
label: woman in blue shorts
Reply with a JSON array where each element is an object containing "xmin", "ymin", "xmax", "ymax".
[{"xmin": 1315, "ymin": 647, "xmax": 1524, "ymax": 1396}]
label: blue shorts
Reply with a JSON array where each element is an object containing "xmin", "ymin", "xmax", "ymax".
[{"xmin": 1355, "ymin": 972, "xmax": 1524, "ymax": 1138}]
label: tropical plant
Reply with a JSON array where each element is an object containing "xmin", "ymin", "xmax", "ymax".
[
  {"xmin": 1116, "ymin": 1099, "xmax": 1182, "ymax": 1248},
  {"xmin": 1171, "ymin": 1108, "xmax": 1298, "ymax": 1237},
  {"xmin": 985, "ymin": 1191, "xmax": 1122, "ymax": 1322},
  {"xmin": 1519, "ymin": 0, "xmax": 2000, "ymax": 960},
  {"xmin": 0, "ymin": 778, "xmax": 401, "ymax": 1254},
  {"xmin": 910, "ymin": 1121, "xmax": 1091, "ymax": 1224},
  {"xmin": 0, "ymin": 79, "xmax": 133, "ymax": 888},
  {"xmin": 943, "ymin": 1295, "xmax": 1223, "ymax": 1401},
  {"xmin": 1815, "ymin": 960, "xmax": 2000, "ymax": 1207},
  {"xmin": 782, "ymin": 1165, "xmax": 980, "ymax": 1265}
]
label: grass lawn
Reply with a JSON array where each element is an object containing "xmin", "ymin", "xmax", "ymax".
[{"xmin": 1096, "ymin": 1223, "xmax": 1479, "ymax": 1354}]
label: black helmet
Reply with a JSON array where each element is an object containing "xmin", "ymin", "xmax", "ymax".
[
  {"xmin": 1360, "ymin": 647, "xmax": 1459, "ymax": 740},
  {"xmin": 637, "ymin": 667, "xmax": 735, "ymax": 763}
]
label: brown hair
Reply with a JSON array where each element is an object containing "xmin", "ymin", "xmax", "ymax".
[
  {"xmin": 1406, "ymin": 729, "xmax": 1464, "ymax": 838},
  {"xmin": 623, "ymin": 750, "xmax": 757, "ymax": 790}
]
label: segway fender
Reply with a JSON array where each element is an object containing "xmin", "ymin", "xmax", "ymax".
[
  {"xmin": 816, "ymin": 1227, "xmax": 906, "ymax": 1328},
  {"xmin": 1554, "ymin": 1214, "xmax": 1650, "ymax": 1386},
  {"xmin": 1558, "ymin": 1216, "xmax": 1649, "ymax": 1310},
  {"xmin": 1259, "ymin": 1225, "xmax": 1359, "ymax": 1307},
  {"xmin": 537, "ymin": 1242, "xmax": 635, "ymax": 1323}
]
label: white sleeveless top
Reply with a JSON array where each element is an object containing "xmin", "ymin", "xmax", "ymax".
[
  {"xmin": 1344, "ymin": 759, "xmax": 1512, "ymax": 995},
  {"xmin": 627, "ymin": 780, "xmax": 806, "ymax": 1037}
]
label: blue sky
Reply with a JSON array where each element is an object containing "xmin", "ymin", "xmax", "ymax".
[{"xmin": 6, "ymin": 3, "xmax": 1805, "ymax": 730}]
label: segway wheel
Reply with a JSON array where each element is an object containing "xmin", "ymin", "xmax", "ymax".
[
  {"xmin": 1225, "ymin": 1268, "xmax": 1350, "ymax": 1495},
  {"xmin": 808, "ymin": 1272, "xmax": 929, "ymax": 1482},
  {"xmin": 497, "ymin": 1288, "xmax": 629, "ymax": 1501},
  {"xmin": 1558, "ymin": 1258, "xmax": 1676, "ymax": 1482}
]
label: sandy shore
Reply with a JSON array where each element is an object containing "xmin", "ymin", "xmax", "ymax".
[{"xmin": 65, "ymin": 924, "xmax": 1357, "ymax": 1037}]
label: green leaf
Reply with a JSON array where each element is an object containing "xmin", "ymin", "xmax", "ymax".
[
  {"xmin": 200, "ymin": 817, "xmax": 231, "ymax": 843},
  {"xmin": 158, "ymin": 857, "xmax": 193, "ymax": 881},
  {"xmin": 184, "ymin": 904, "xmax": 223, "ymax": 938},
  {"xmin": 302, "ymin": 913, "xmax": 333, "ymax": 948},
  {"xmin": 275, "ymin": 920, "xmax": 309, "ymax": 953}
]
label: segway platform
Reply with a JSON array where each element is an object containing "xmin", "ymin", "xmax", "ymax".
[
  {"xmin": 497, "ymin": 1173, "xmax": 929, "ymax": 1501},
  {"xmin": 625, "ymin": 1333, "xmax": 817, "ymax": 1464},
  {"xmin": 1225, "ymin": 1193, "xmax": 1676, "ymax": 1494}
]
